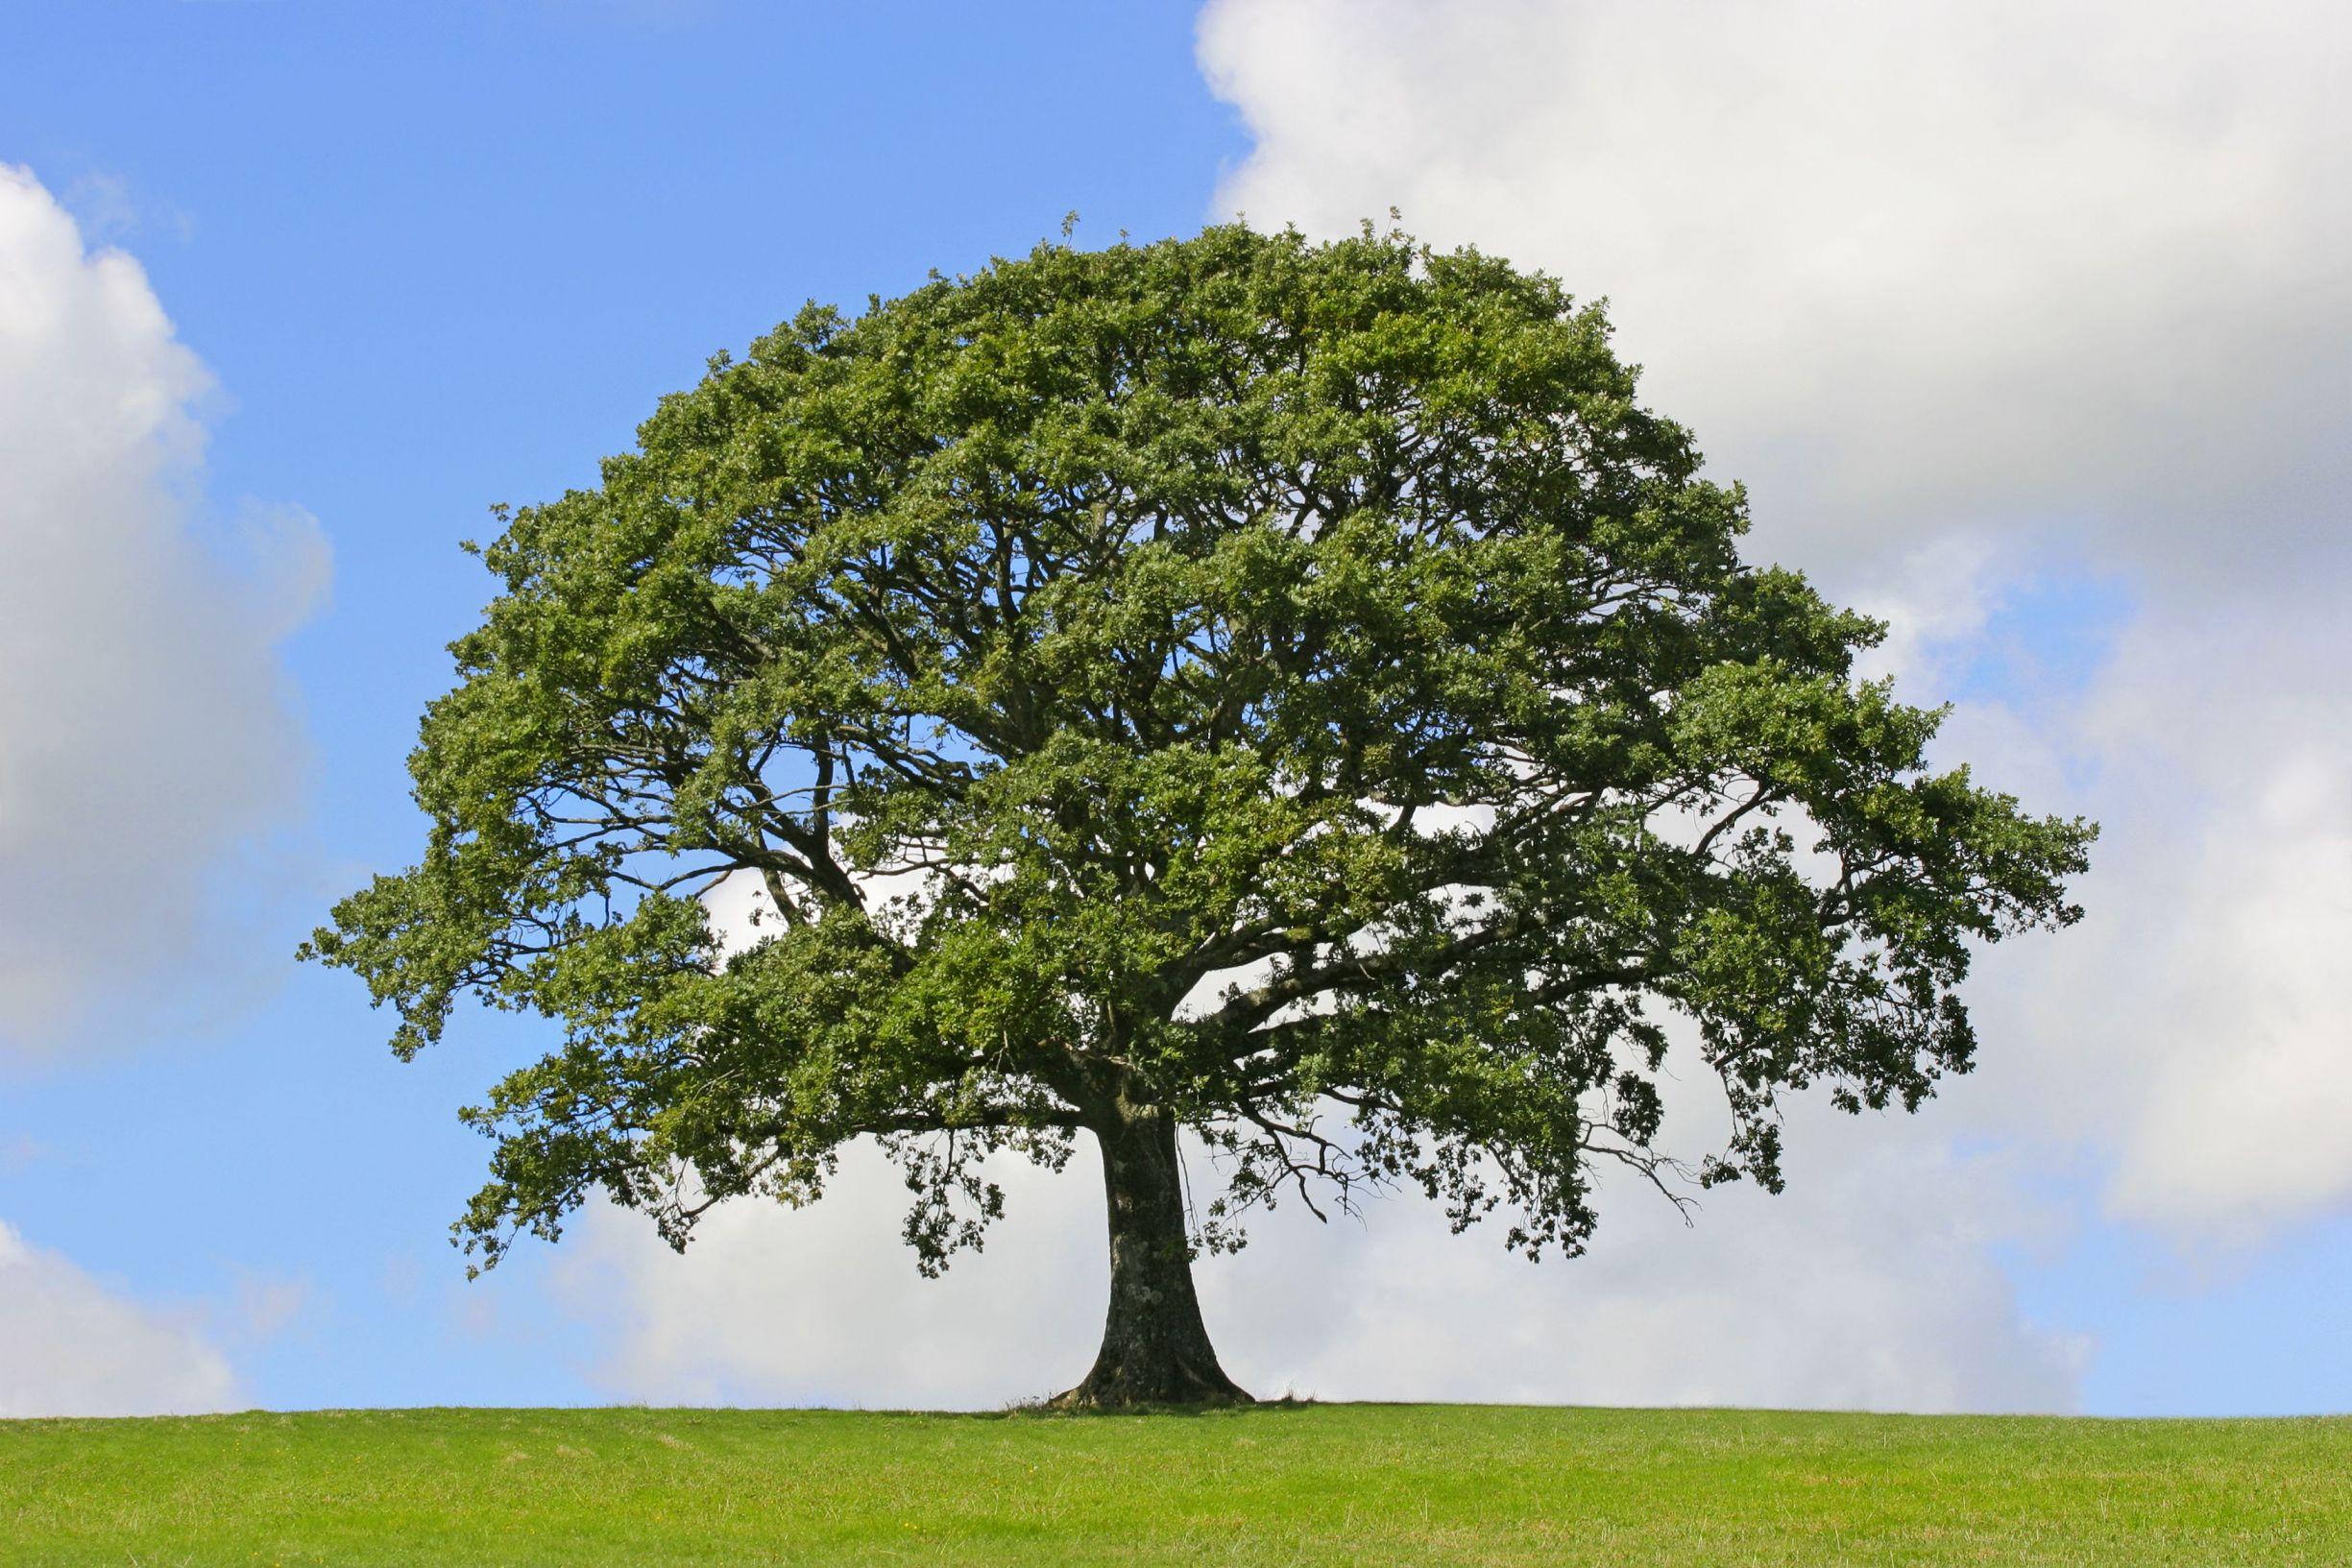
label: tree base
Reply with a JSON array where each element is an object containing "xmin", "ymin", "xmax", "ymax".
[
  {"xmin": 1059, "ymin": 1095, "xmax": 1255, "ymax": 1410},
  {"xmin": 1046, "ymin": 1362, "xmax": 1255, "ymax": 1411}
]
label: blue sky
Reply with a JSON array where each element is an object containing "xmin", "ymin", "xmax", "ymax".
[{"xmin": 4, "ymin": 1, "xmax": 2347, "ymax": 1418}]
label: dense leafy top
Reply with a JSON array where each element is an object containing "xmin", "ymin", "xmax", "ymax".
[{"xmin": 306, "ymin": 225, "xmax": 2092, "ymax": 1272}]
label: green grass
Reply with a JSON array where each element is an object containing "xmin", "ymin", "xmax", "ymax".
[{"xmin": 4, "ymin": 1404, "xmax": 2347, "ymax": 1565}]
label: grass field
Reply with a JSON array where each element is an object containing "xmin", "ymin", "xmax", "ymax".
[{"xmin": 5, "ymin": 1403, "xmax": 2348, "ymax": 1565}]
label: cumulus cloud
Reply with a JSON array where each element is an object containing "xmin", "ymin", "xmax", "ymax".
[
  {"xmin": 1212, "ymin": 1107, "xmax": 2082, "ymax": 1412},
  {"xmin": 1941, "ymin": 589, "xmax": 2352, "ymax": 1239},
  {"xmin": 553, "ymin": 1107, "xmax": 2079, "ymax": 1412},
  {"xmin": 1200, "ymin": 0, "xmax": 2352, "ymax": 578},
  {"xmin": 553, "ymin": 1145, "xmax": 1106, "ymax": 1410},
  {"xmin": 0, "ymin": 164, "xmax": 327, "ymax": 1054},
  {"xmin": 0, "ymin": 1220, "xmax": 240, "ymax": 1417}
]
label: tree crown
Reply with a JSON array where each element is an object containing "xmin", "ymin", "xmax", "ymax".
[{"xmin": 305, "ymin": 224, "xmax": 2093, "ymax": 1274}]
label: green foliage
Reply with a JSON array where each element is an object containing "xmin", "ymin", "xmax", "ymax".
[
  {"xmin": 8, "ymin": 1406, "xmax": 2347, "ymax": 1566},
  {"xmin": 304, "ymin": 223, "xmax": 2092, "ymax": 1275}
]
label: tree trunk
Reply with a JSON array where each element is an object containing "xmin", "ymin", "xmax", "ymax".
[{"xmin": 1052, "ymin": 1098, "xmax": 1252, "ymax": 1408}]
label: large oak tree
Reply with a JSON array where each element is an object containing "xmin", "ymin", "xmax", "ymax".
[{"xmin": 306, "ymin": 226, "xmax": 2093, "ymax": 1407}]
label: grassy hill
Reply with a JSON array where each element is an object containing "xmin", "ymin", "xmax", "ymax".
[{"xmin": 5, "ymin": 1403, "xmax": 2347, "ymax": 1565}]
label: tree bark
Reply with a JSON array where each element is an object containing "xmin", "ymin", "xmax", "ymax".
[{"xmin": 1051, "ymin": 1096, "xmax": 1252, "ymax": 1408}]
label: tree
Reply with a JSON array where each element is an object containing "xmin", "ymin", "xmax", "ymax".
[{"xmin": 303, "ymin": 225, "xmax": 2093, "ymax": 1408}]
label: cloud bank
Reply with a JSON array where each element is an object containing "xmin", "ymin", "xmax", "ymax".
[
  {"xmin": 556, "ymin": 1109, "xmax": 2079, "ymax": 1413},
  {"xmin": 1200, "ymin": 0, "xmax": 2352, "ymax": 577},
  {"xmin": 1950, "ymin": 589, "xmax": 2352, "ymax": 1237},
  {"xmin": 0, "ymin": 1221, "xmax": 239, "ymax": 1417},
  {"xmin": 0, "ymin": 165, "xmax": 328, "ymax": 1054}
]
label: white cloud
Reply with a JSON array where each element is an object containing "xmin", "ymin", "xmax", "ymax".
[
  {"xmin": 0, "ymin": 164, "xmax": 328, "ymax": 1054},
  {"xmin": 552, "ymin": 1143, "xmax": 1106, "ymax": 1409},
  {"xmin": 553, "ymin": 1106, "xmax": 2080, "ymax": 1412},
  {"xmin": 1944, "ymin": 593, "xmax": 2352, "ymax": 1240},
  {"xmin": 0, "ymin": 1220, "xmax": 240, "ymax": 1417},
  {"xmin": 1200, "ymin": 0, "xmax": 2352, "ymax": 579},
  {"xmin": 1212, "ymin": 1107, "xmax": 2082, "ymax": 1412},
  {"xmin": 2104, "ymin": 755, "xmax": 2352, "ymax": 1232}
]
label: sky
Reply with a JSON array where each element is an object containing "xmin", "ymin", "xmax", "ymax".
[{"xmin": 1, "ymin": 0, "xmax": 2345, "ymax": 1419}]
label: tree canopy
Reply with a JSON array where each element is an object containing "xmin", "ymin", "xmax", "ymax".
[{"xmin": 305, "ymin": 224, "xmax": 2094, "ymax": 1405}]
